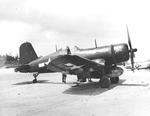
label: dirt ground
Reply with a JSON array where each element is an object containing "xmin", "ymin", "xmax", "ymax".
[{"xmin": 0, "ymin": 68, "xmax": 150, "ymax": 116}]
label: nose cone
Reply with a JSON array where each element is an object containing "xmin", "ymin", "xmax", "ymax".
[{"xmin": 133, "ymin": 48, "xmax": 137, "ymax": 52}]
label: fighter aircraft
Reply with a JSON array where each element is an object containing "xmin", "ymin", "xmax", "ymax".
[{"xmin": 15, "ymin": 27, "xmax": 137, "ymax": 88}]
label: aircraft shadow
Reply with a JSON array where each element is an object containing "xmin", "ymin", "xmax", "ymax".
[
  {"xmin": 13, "ymin": 80, "xmax": 51, "ymax": 85},
  {"xmin": 63, "ymin": 79, "xmax": 126, "ymax": 96},
  {"xmin": 119, "ymin": 83, "xmax": 149, "ymax": 87},
  {"xmin": 13, "ymin": 80, "xmax": 74, "ymax": 85},
  {"xmin": 63, "ymin": 79, "xmax": 149, "ymax": 96}
]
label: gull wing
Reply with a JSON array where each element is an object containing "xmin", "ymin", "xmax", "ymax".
[{"xmin": 47, "ymin": 55, "xmax": 104, "ymax": 74}]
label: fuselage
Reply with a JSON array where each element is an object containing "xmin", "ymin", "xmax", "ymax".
[{"xmin": 31, "ymin": 43, "xmax": 128, "ymax": 70}]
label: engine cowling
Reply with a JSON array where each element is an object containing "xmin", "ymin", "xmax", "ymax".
[{"xmin": 106, "ymin": 44, "xmax": 129, "ymax": 64}]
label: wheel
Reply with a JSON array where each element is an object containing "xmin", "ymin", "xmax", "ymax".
[
  {"xmin": 33, "ymin": 73, "xmax": 39, "ymax": 83},
  {"xmin": 33, "ymin": 78, "xmax": 37, "ymax": 83},
  {"xmin": 100, "ymin": 77, "xmax": 110, "ymax": 88},
  {"xmin": 77, "ymin": 73, "xmax": 86, "ymax": 82},
  {"xmin": 110, "ymin": 77, "xmax": 119, "ymax": 84}
]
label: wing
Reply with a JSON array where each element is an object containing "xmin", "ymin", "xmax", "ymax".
[{"xmin": 47, "ymin": 55, "xmax": 104, "ymax": 74}]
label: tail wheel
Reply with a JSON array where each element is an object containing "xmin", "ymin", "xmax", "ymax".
[
  {"xmin": 110, "ymin": 77, "xmax": 119, "ymax": 84},
  {"xmin": 32, "ymin": 73, "xmax": 39, "ymax": 83},
  {"xmin": 33, "ymin": 78, "xmax": 37, "ymax": 83},
  {"xmin": 99, "ymin": 77, "xmax": 110, "ymax": 88}
]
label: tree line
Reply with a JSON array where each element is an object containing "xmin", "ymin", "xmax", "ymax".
[{"xmin": 0, "ymin": 54, "xmax": 19, "ymax": 67}]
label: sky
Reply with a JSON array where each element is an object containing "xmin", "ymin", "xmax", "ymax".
[{"xmin": 0, "ymin": 0, "xmax": 150, "ymax": 61}]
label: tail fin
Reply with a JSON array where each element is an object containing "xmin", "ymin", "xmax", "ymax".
[{"xmin": 19, "ymin": 42, "xmax": 38, "ymax": 65}]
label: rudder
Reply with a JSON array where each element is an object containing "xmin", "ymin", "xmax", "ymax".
[{"xmin": 19, "ymin": 42, "xmax": 38, "ymax": 65}]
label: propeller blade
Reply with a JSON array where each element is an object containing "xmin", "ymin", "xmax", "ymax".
[
  {"xmin": 126, "ymin": 25, "xmax": 137, "ymax": 72},
  {"xmin": 127, "ymin": 25, "xmax": 132, "ymax": 50},
  {"xmin": 110, "ymin": 45, "xmax": 116, "ymax": 65},
  {"xmin": 131, "ymin": 52, "xmax": 134, "ymax": 71}
]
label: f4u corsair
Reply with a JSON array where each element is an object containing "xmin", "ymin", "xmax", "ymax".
[{"xmin": 15, "ymin": 28, "xmax": 137, "ymax": 88}]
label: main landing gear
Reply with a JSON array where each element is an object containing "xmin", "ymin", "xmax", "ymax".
[
  {"xmin": 99, "ymin": 76, "xmax": 119, "ymax": 88},
  {"xmin": 110, "ymin": 77, "xmax": 119, "ymax": 84},
  {"xmin": 33, "ymin": 73, "xmax": 39, "ymax": 83},
  {"xmin": 99, "ymin": 76, "xmax": 110, "ymax": 88}
]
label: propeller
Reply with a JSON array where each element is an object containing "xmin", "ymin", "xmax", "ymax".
[
  {"xmin": 126, "ymin": 25, "xmax": 137, "ymax": 71},
  {"xmin": 110, "ymin": 45, "xmax": 116, "ymax": 66}
]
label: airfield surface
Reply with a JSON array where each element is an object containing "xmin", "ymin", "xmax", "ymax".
[{"xmin": 0, "ymin": 68, "xmax": 150, "ymax": 116}]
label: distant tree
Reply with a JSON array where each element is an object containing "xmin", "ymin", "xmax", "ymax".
[
  {"xmin": 5, "ymin": 54, "xmax": 19, "ymax": 64},
  {"xmin": 14, "ymin": 54, "xmax": 19, "ymax": 61},
  {"xmin": 0, "ymin": 55, "xmax": 6, "ymax": 67},
  {"xmin": 6, "ymin": 54, "xmax": 14, "ymax": 62}
]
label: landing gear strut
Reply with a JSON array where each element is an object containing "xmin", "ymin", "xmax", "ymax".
[
  {"xmin": 62, "ymin": 74, "xmax": 67, "ymax": 83},
  {"xmin": 33, "ymin": 73, "xmax": 39, "ymax": 83}
]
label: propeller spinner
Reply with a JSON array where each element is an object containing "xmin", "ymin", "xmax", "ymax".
[{"xmin": 126, "ymin": 26, "xmax": 137, "ymax": 71}]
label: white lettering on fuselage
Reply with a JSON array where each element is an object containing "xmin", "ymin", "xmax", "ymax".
[
  {"xmin": 45, "ymin": 58, "xmax": 51, "ymax": 65},
  {"xmin": 39, "ymin": 63, "xmax": 45, "ymax": 68},
  {"xmin": 38, "ymin": 58, "xmax": 51, "ymax": 68}
]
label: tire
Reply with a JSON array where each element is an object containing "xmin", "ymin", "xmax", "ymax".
[
  {"xmin": 33, "ymin": 79, "xmax": 37, "ymax": 83},
  {"xmin": 100, "ymin": 78, "xmax": 110, "ymax": 88},
  {"xmin": 110, "ymin": 77, "xmax": 119, "ymax": 84}
]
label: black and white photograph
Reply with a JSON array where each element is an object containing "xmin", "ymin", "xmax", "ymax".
[{"xmin": 0, "ymin": 0, "xmax": 150, "ymax": 116}]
